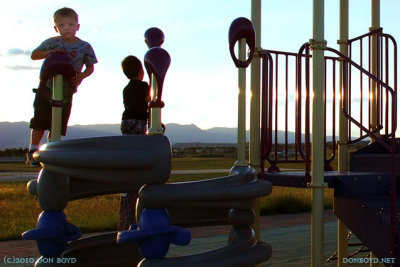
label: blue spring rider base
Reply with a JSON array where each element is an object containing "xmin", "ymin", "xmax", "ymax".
[
  {"xmin": 22, "ymin": 211, "xmax": 81, "ymax": 257},
  {"xmin": 117, "ymin": 209, "xmax": 191, "ymax": 259}
]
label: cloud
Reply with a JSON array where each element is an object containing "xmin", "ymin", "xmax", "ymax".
[
  {"xmin": 7, "ymin": 48, "xmax": 31, "ymax": 56},
  {"xmin": 5, "ymin": 65, "xmax": 39, "ymax": 71}
]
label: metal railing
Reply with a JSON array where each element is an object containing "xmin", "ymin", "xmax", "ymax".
[
  {"xmin": 259, "ymin": 47, "xmax": 312, "ymax": 181},
  {"xmin": 259, "ymin": 29, "xmax": 398, "ymax": 260},
  {"xmin": 260, "ymin": 30, "xmax": 397, "ymax": 177},
  {"xmin": 330, "ymin": 44, "xmax": 397, "ymax": 260},
  {"xmin": 347, "ymin": 28, "xmax": 397, "ymax": 142},
  {"xmin": 260, "ymin": 45, "xmax": 340, "ymax": 180}
]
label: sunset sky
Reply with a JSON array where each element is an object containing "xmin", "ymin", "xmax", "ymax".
[{"xmin": 1, "ymin": 0, "xmax": 399, "ymax": 130}]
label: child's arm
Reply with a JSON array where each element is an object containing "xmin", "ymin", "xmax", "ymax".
[
  {"xmin": 70, "ymin": 42, "xmax": 97, "ymax": 86},
  {"xmin": 70, "ymin": 65, "xmax": 94, "ymax": 87},
  {"xmin": 31, "ymin": 48, "xmax": 66, "ymax": 60}
]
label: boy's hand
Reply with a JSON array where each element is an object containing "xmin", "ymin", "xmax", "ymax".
[
  {"xmin": 69, "ymin": 65, "xmax": 94, "ymax": 88},
  {"xmin": 31, "ymin": 49, "xmax": 66, "ymax": 60},
  {"xmin": 70, "ymin": 65, "xmax": 94, "ymax": 88},
  {"xmin": 70, "ymin": 73, "xmax": 84, "ymax": 87},
  {"xmin": 50, "ymin": 49, "xmax": 66, "ymax": 54}
]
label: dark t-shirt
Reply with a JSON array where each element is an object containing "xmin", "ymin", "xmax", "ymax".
[{"xmin": 122, "ymin": 79, "xmax": 150, "ymax": 120}]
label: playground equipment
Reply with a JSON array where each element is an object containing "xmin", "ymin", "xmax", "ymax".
[
  {"xmin": 253, "ymin": 0, "xmax": 399, "ymax": 266},
  {"xmin": 145, "ymin": 27, "xmax": 168, "ymax": 134},
  {"xmin": 22, "ymin": 0, "xmax": 400, "ymax": 265},
  {"xmin": 23, "ymin": 19, "xmax": 273, "ymax": 266},
  {"xmin": 33, "ymin": 52, "xmax": 78, "ymax": 142}
]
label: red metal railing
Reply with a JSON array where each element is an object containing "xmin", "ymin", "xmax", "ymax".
[
  {"xmin": 347, "ymin": 28, "xmax": 397, "ymax": 143},
  {"xmin": 260, "ymin": 29, "xmax": 398, "ymax": 260},
  {"xmin": 260, "ymin": 45, "xmax": 340, "ymax": 181},
  {"xmin": 259, "ymin": 47, "xmax": 311, "ymax": 180},
  {"xmin": 260, "ymin": 30, "xmax": 397, "ymax": 175},
  {"xmin": 330, "ymin": 44, "xmax": 397, "ymax": 260},
  {"xmin": 339, "ymin": 31, "xmax": 397, "ymax": 258}
]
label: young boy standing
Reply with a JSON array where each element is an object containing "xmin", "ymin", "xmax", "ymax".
[
  {"xmin": 118, "ymin": 55, "xmax": 150, "ymax": 230},
  {"xmin": 27, "ymin": 7, "xmax": 98, "ymax": 166},
  {"xmin": 120, "ymin": 55, "xmax": 150, "ymax": 135}
]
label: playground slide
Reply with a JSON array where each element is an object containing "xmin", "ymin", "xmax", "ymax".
[
  {"xmin": 25, "ymin": 135, "xmax": 272, "ymax": 266},
  {"xmin": 131, "ymin": 166, "xmax": 273, "ymax": 266},
  {"xmin": 61, "ymin": 232, "xmax": 142, "ymax": 266},
  {"xmin": 24, "ymin": 134, "xmax": 172, "ymax": 266},
  {"xmin": 137, "ymin": 166, "xmax": 270, "ymax": 226},
  {"xmin": 139, "ymin": 228, "xmax": 270, "ymax": 267},
  {"xmin": 58, "ymin": 165, "xmax": 272, "ymax": 266},
  {"xmin": 27, "ymin": 134, "xmax": 171, "ymax": 210}
]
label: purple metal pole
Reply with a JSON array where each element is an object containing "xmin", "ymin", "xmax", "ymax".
[
  {"xmin": 228, "ymin": 17, "xmax": 256, "ymax": 167},
  {"xmin": 144, "ymin": 47, "xmax": 171, "ymax": 108},
  {"xmin": 144, "ymin": 27, "xmax": 168, "ymax": 135}
]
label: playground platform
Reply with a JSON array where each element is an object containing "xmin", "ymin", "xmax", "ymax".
[{"xmin": 0, "ymin": 210, "xmax": 373, "ymax": 267}]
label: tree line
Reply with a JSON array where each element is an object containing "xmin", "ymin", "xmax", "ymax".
[{"xmin": 0, "ymin": 148, "xmax": 28, "ymax": 157}]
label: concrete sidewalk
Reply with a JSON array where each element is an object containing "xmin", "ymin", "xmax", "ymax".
[
  {"xmin": 0, "ymin": 170, "xmax": 232, "ymax": 182},
  {"xmin": 0, "ymin": 168, "xmax": 303, "ymax": 182},
  {"xmin": 0, "ymin": 211, "xmax": 372, "ymax": 267},
  {"xmin": 0, "ymin": 222, "xmax": 368, "ymax": 267},
  {"xmin": 168, "ymin": 221, "xmax": 369, "ymax": 266},
  {"xmin": 0, "ymin": 172, "xmax": 37, "ymax": 182}
]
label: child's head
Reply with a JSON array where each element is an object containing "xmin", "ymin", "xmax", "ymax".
[
  {"xmin": 122, "ymin": 56, "xmax": 144, "ymax": 80},
  {"xmin": 53, "ymin": 8, "xmax": 80, "ymax": 40},
  {"xmin": 54, "ymin": 7, "xmax": 79, "ymax": 23}
]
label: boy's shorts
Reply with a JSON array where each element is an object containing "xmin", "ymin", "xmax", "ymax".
[
  {"xmin": 121, "ymin": 119, "xmax": 147, "ymax": 135},
  {"xmin": 29, "ymin": 91, "xmax": 72, "ymax": 136}
]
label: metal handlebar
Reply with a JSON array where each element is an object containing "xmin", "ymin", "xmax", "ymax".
[
  {"xmin": 228, "ymin": 17, "xmax": 256, "ymax": 68},
  {"xmin": 37, "ymin": 53, "xmax": 77, "ymax": 107}
]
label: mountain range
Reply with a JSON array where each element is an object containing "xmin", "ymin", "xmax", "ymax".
[{"xmin": 0, "ymin": 121, "xmax": 298, "ymax": 149}]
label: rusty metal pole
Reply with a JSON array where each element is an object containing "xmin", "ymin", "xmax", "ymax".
[
  {"xmin": 337, "ymin": 0, "xmax": 349, "ymax": 265},
  {"xmin": 250, "ymin": 0, "xmax": 262, "ymax": 240},
  {"xmin": 310, "ymin": 0, "xmax": 326, "ymax": 266},
  {"xmin": 49, "ymin": 75, "xmax": 63, "ymax": 142},
  {"xmin": 370, "ymin": 0, "xmax": 380, "ymax": 138},
  {"xmin": 235, "ymin": 38, "xmax": 248, "ymax": 167}
]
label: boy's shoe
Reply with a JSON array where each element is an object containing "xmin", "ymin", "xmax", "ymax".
[{"xmin": 26, "ymin": 149, "xmax": 40, "ymax": 167}]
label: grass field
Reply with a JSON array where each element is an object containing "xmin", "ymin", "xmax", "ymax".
[
  {"xmin": 0, "ymin": 158, "xmax": 334, "ymax": 241},
  {"xmin": 0, "ymin": 157, "xmax": 237, "ymax": 173}
]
